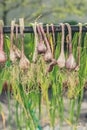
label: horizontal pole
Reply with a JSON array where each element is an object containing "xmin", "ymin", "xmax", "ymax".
[{"xmin": 3, "ymin": 25, "xmax": 87, "ymax": 33}]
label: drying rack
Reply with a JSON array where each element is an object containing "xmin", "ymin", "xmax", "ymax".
[{"xmin": 3, "ymin": 25, "xmax": 87, "ymax": 33}]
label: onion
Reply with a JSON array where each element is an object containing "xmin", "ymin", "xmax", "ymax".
[
  {"xmin": 46, "ymin": 24, "xmax": 57, "ymax": 72},
  {"xmin": 37, "ymin": 24, "xmax": 46, "ymax": 54},
  {"xmin": 65, "ymin": 23, "xmax": 76, "ymax": 70},
  {"xmin": 14, "ymin": 24, "xmax": 21, "ymax": 58},
  {"xmin": 10, "ymin": 21, "xmax": 21, "ymax": 63},
  {"xmin": 10, "ymin": 20, "xmax": 21, "ymax": 63},
  {"xmin": 50, "ymin": 24, "xmax": 55, "ymax": 57},
  {"xmin": 32, "ymin": 22, "xmax": 39, "ymax": 63},
  {"xmin": 47, "ymin": 59, "xmax": 57, "ymax": 73},
  {"xmin": 75, "ymin": 23, "xmax": 82, "ymax": 71},
  {"xmin": 0, "ymin": 20, "xmax": 7, "ymax": 63},
  {"xmin": 15, "ymin": 24, "xmax": 18, "ymax": 46},
  {"xmin": 10, "ymin": 20, "xmax": 17, "ymax": 62},
  {"xmin": 57, "ymin": 23, "xmax": 65, "ymax": 68},
  {"xmin": 44, "ymin": 49, "xmax": 53, "ymax": 62},
  {"xmin": 39, "ymin": 24, "xmax": 53, "ymax": 62},
  {"xmin": 19, "ymin": 18, "xmax": 30, "ymax": 70},
  {"xmin": 46, "ymin": 24, "xmax": 50, "ymax": 45}
]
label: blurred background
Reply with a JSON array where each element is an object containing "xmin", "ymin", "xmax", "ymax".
[{"xmin": 0, "ymin": 0, "xmax": 87, "ymax": 25}]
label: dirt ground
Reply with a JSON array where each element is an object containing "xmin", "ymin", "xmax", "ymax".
[{"xmin": 0, "ymin": 90, "xmax": 87, "ymax": 130}]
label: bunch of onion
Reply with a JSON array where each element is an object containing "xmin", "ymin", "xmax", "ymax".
[
  {"xmin": 19, "ymin": 18, "xmax": 30, "ymax": 70},
  {"xmin": 0, "ymin": 20, "xmax": 7, "ymax": 64},
  {"xmin": 46, "ymin": 24, "xmax": 57, "ymax": 72},
  {"xmin": 39, "ymin": 24, "xmax": 53, "ymax": 62},
  {"xmin": 10, "ymin": 20, "xmax": 21, "ymax": 63},
  {"xmin": 36, "ymin": 24, "xmax": 46, "ymax": 54},
  {"xmin": 65, "ymin": 23, "xmax": 76, "ymax": 70},
  {"xmin": 57, "ymin": 23, "xmax": 65, "ymax": 68},
  {"xmin": 75, "ymin": 23, "xmax": 82, "ymax": 71}
]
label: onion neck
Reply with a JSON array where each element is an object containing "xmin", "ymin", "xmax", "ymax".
[
  {"xmin": 60, "ymin": 23, "xmax": 64, "ymax": 54},
  {"xmin": 21, "ymin": 33, "xmax": 24, "ymax": 58},
  {"xmin": 16, "ymin": 24, "xmax": 18, "ymax": 46},
  {"xmin": 46, "ymin": 24, "xmax": 50, "ymax": 41},
  {"xmin": 10, "ymin": 31, "xmax": 14, "ymax": 50},
  {"xmin": 19, "ymin": 18, "xmax": 25, "ymax": 58},
  {"xmin": 10, "ymin": 21, "xmax": 15, "ymax": 50},
  {"xmin": 69, "ymin": 43, "xmax": 72, "ymax": 55},
  {"xmin": 39, "ymin": 25, "xmax": 51, "ymax": 52},
  {"xmin": 65, "ymin": 23, "xmax": 72, "ymax": 55},
  {"xmin": 37, "ymin": 25, "xmax": 43, "ymax": 44}
]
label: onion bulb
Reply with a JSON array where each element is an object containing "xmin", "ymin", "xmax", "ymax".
[
  {"xmin": 39, "ymin": 24, "xmax": 53, "ymax": 62},
  {"xmin": 57, "ymin": 23, "xmax": 65, "ymax": 68},
  {"xmin": 37, "ymin": 24, "xmax": 46, "ymax": 54},
  {"xmin": 19, "ymin": 18, "xmax": 30, "ymax": 70},
  {"xmin": 10, "ymin": 20, "xmax": 21, "ymax": 63},
  {"xmin": 65, "ymin": 23, "xmax": 76, "ymax": 70}
]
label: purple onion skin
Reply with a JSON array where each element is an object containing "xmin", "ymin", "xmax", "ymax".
[
  {"xmin": 39, "ymin": 25, "xmax": 53, "ymax": 62},
  {"xmin": 37, "ymin": 25, "xmax": 46, "ymax": 54},
  {"xmin": 57, "ymin": 53, "xmax": 65, "ymax": 68},
  {"xmin": 65, "ymin": 53, "xmax": 76, "ymax": 70},
  {"xmin": 65, "ymin": 23, "xmax": 76, "ymax": 70},
  {"xmin": 65, "ymin": 43, "xmax": 76, "ymax": 70},
  {"xmin": 37, "ymin": 41, "xmax": 46, "ymax": 54},
  {"xmin": 47, "ymin": 59, "xmax": 57, "ymax": 72},
  {"xmin": 44, "ymin": 50, "xmax": 53, "ymax": 62}
]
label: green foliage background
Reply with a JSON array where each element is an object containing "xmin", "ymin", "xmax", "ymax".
[{"xmin": 0, "ymin": 0, "xmax": 87, "ymax": 25}]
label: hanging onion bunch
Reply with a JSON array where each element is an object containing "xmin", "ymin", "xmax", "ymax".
[
  {"xmin": 39, "ymin": 24, "xmax": 53, "ymax": 62},
  {"xmin": 0, "ymin": 20, "xmax": 7, "ymax": 64},
  {"xmin": 46, "ymin": 24, "xmax": 57, "ymax": 72},
  {"xmin": 65, "ymin": 23, "xmax": 76, "ymax": 70},
  {"xmin": 37, "ymin": 24, "xmax": 46, "ymax": 54},
  {"xmin": 19, "ymin": 18, "xmax": 30, "ymax": 70},
  {"xmin": 57, "ymin": 23, "xmax": 65, "ymax": 68},
  {"xmin": 10, "ymin": 20, "xmax": 21, "ymax": 63}
]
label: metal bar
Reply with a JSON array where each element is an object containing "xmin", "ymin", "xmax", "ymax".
[{"xmin": 3, "ymin": 25, "xmax": 87, "ymax": 33}]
